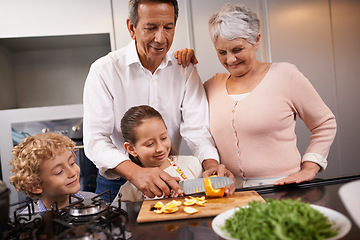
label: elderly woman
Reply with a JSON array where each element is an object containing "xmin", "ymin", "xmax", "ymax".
[{"xmin": 176, "ymin": 3, "xmax": 336, "ymax": 187}]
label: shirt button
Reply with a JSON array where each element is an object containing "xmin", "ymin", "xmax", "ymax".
[{"xmin": 240, "ymin": 169, "xmax": 243, "ymax": 173}]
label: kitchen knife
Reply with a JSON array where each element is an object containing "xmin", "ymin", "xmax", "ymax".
[{"xmin": 178, "ymin": 176, "xmax": 233, "ymax": 195}]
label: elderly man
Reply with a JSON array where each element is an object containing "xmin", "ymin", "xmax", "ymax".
[{"xmin": 83, "ymin": 0, "xmax": 234, "ymax": 202}]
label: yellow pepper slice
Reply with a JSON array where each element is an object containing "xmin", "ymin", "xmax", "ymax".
[{"xmin": 184, "ymin": 207, "xmax": 199, "ymax": 214}]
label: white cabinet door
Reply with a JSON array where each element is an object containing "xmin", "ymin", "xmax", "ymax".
[
  {"xmin": 111, "ymin": 0, "xmax": 131, "ymax": 50},
  {"xmin": 330, "ymin": 0, "xmax": 360, "ymax": 176},
  {"xmin": 0, "ymin": 0, "xmax": 114, "ymax": 44}
]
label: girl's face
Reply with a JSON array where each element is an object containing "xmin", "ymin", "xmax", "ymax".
[
  {"xmin": 35, "ymin": 149, "xmax": 81, "ymax": 199},
  {"xmin": 214, "ymin": 35, "xmax": 260, "ymax": 77},
  {"xmin": 126, "ymin": 118, "xmax": 171, "ymax": 168}
]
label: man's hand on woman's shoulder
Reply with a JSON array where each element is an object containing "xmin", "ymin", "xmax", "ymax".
[{"xmin": 174, "ymin": 48, "xmax": 198, "ymax": 67}]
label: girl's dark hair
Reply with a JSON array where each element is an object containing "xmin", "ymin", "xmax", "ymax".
[{"xmin": 121, "ymin": 105, "xmax": 177, "ymax": 166}]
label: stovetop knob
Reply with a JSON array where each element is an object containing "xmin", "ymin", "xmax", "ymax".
[
  {"xmin": 72, "ymin": 125, "xmax": 80, "ymax": 132},
  {"xmin": 42, "ymin": 128, "xmax": 50, "ymax": 133}
]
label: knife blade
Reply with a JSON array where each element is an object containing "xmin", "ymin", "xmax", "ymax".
[{"xmin": 178, "ymin": 176, "xmax": 233, "ymax": 195}]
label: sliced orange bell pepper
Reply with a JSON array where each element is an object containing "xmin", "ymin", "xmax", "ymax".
[{"xmin": 204, "ymin": 176, "xmax": 225, "ymax": 197}]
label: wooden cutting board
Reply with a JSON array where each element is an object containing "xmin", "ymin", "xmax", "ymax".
[{"xmin": 137, "ymin": 190, "xmax": 265, "ymax": 223}]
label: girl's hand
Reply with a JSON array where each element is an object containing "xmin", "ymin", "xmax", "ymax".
[
  {"xmin": 169, "ymin": 188, "xmax": 184, "ymax": 198},
  {"xmin": 125, "ymin": 164, "xmax": 181, "ymax": 198},
  {"xmin": 174, "ymin": 48, "xmax": 198, "ymax": 67}
]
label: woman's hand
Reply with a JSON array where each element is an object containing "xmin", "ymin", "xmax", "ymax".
[
  {"xmin": 174, "ymin": 48, "xmax": 198, "ymax": 67},
  {"xmin": 274, "ymin": 161, "xmax": 321, "ymax": 185},
  {"xmin": 202, "ymin": 159, "xmax": 236, "ymax": 196}
]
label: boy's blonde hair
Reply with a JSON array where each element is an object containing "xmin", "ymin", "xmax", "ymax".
[{"xmin": 10, "ymin": 132, "xmax": 76, "ymax": 198}]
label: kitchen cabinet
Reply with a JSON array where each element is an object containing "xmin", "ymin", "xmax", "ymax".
[
  {"xmin": 0, "ymin": 0, "xmax": 114, "ymax": 110},
  {"xmin": 0, "ymin": 34, "xmax": 111, "ymax": 109},
  {"xmin": 111, "ymin": 0, "xmax": 131, "ymax": 50},
  {"xmin": 0, "ymin": 0, "xmax": 114, "ymax": 42},
  {"xmin": 330, "ymin": 0, "xmax": 360, "ymax": 176}
]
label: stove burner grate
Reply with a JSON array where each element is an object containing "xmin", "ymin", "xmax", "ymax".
[{"xmin": 2, "ymin": 191, "xmax": 127, "ymax": 240}]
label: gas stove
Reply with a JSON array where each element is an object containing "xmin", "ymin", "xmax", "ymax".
[{"xmin": 2, "ymin": 191, "xmax": 130, "ymax": 240}]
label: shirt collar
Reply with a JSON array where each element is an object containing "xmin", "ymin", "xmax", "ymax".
[{"xmin": 126, "ymin": 40, "xmax": 173, "ymax": 70}]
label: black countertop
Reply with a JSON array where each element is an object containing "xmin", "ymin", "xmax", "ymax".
[{"xmin": 125, "ymin": 175, "xmax": 360, "ymax": 240}]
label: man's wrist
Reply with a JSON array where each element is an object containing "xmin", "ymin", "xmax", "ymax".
[
  {"xmin": 202, "ymin": 158, "xmax": 219, "ymax": 170},
  {"xmin": 110, "ymin": 160, "xmax": 140, "ymax": 181}
]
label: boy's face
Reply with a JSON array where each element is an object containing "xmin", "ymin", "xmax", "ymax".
[{"xmin": 35, "ymin": 149, "xmax": 81, "ymax": 198}]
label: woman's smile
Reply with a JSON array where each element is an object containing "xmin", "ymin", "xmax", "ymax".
[{"xmin": 227, "ymin": 60, "xmax": 244, "ymax": 68}]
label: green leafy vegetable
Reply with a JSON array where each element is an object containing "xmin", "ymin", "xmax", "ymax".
[{"xmin": 221, "ymin": 198, "xmax": 337, "ymax": 240}]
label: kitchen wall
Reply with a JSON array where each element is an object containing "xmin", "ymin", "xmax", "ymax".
[{"xmin": 0, "ymin": 0, "xmax": 359, "ymax": 194}]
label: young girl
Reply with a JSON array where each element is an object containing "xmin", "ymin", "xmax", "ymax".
[
  {"xmin": 10, "ymin": 132, "xmax": 97, "ymax": 213},
  {"xmin": 116, "ymin": 105, "xmax": 203, "ymax": 202}
]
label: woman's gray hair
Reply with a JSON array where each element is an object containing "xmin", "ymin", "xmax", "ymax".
[{"xmin": 209, "ymin": 3, "xmax": 260, "ymax": 44}]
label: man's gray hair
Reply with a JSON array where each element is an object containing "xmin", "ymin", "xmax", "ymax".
[
  {"xmin": 209, "ymin": 3, "xmax": 260, "ymax": 44},
  {"xmin": 128, "ymin": 0, "xmax": 179, "ymax": 27}
]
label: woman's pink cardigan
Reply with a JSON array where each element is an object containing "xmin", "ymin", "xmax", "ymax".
[{"xmin": 204, "ymin": 62, "xmax": 337, "ymax": 178}]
